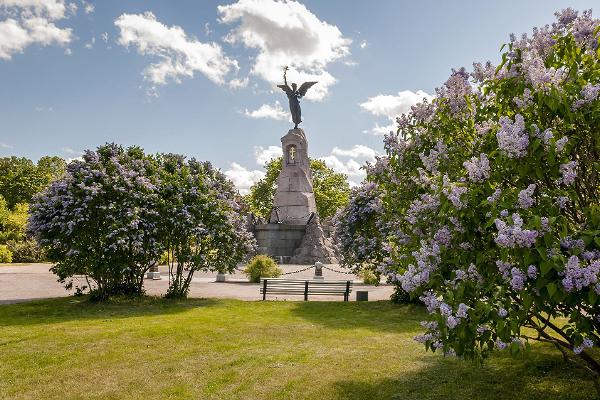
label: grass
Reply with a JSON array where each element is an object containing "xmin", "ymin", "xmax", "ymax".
[{"xmin": 0, "ymin": 297, "xmax": 596, "ymax": 400}]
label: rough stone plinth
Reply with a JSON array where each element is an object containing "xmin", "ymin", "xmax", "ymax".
[{"xmin": 290, "ymin": 215, "xmax": 338, "ymax": 264}]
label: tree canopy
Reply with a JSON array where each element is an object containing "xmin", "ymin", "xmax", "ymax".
[{"xmin": 246, "ymin": 157, "xmax": 350, "ymax": 220}]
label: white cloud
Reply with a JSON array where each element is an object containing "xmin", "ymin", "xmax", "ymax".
[
  {"xmin": 0, "ymin": 142, "xmax": 14, "ymax": 149},
  {"xmin": 229, "ymin": 76, "xmax": 248, "ymax": 89},
  {"xmin": 0, "ymin": 0, "xmax": 73, "ymax": 60},
  {"xmin": 359, "ymin": 40, "xmax": 367, "ymax": 49},
  {"xmin": 115, "ymin": 12, "xmax": 239, "ymax": 89},
  {"xmin": 244, "ymin": 101, "xmax": 288, "ymax": 120},
  {"xmin": 204, "ymin": 22, "xmax": 212, "ymax": 36},
  {"xmin": 101, "ymin": 31, "xmax": 108, "ymax": 43},
  {"xmin": 254, "ymin": 145, "xmax": 282, "ymax": 166},
  {"xmin": 218, "ymin": 0, "xmax": 351, "ymax": 101},
  {"xmin": 224, "ymin": 162, "xmax": 265, "ymax": 194},
  {"xmin": 331, "ymin": 144, "xmax": 377, "ymax": 161},
  {"xmin": 320, "ymin": 155, "xmax": 363, "ymax": 177},
  {"xmin": 319, "ymin": 144, "xmax": 378, "ymax": 185},
  {"xmin": 360, "ymin": 89, "xmax": 433, "ymax": 135},
  {"xmin": 81, "ymin": 0, "xmax": 93, "ymax": 14}
]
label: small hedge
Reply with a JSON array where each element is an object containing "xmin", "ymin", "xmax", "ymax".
[
  {"xmin": 0, "ymin": 245, "xmax": 13, "ymax": 263},
  {"xmin": 244, "ymin": 255, "xmax": 282, "ymax": 283},
  {"xmin": 6, "ymin": 240, "xmax": 45, "ymax": 263}
]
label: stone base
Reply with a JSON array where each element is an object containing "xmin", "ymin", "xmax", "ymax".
[
  {"xmin": 253, "ymin": 223, "xmax": 306, "ymax": 262},
  {"xmin": 313, "ymin": 275, "xmax": 324, "ymax": 280},
  {"xmin": 216, "ymin": 272, "xmax": 227, "ymax": 282},
  {"xmin": 146, "ymin": 271, "xmax": 161, "ymax": 280}
]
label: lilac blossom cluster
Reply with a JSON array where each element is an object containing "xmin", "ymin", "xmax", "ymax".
[
  {"xmin": 561, "ymin": 256, "xmax": 600, "ymax": 292},
  {"xmin": 494, "ymin": 213, "xmax": 538, "ymax": 248},
  {"xmin": 518, "ymin": 184, "xmax": 536, "ymax": 209},
  {"xmin": 463, "ymin": 153, "xmax": 490, "ymax": 182},
  {"xmin": 496, "ymin": 114, "xmax": 529, "ymax": 158},
  {"xmin": 558, "ymin": 161, "xmax": 577, "ymax": 185},
  {"xmin": 572, "ymin": 83, "xmax": 600, "ymax": 110}
]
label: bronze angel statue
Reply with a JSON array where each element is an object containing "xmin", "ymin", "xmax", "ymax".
[{"xmin": 277, "ymin": 66, "xmax": 317, "ymax": 129}]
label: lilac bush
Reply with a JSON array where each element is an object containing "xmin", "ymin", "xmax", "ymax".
[
  {"xmin": 337, "ymin": 9, "xmax": 600, "ymax": 389},
  {"xmin": 28, "ymin": 144, "xmax": 163, "ymax": 299},
  {"xmin": 28, "ymin": 145, "xmax": 254, "ymax": 300},
  {"xmin": 158, "ymin": 155, "xmax": 255, "ymax": 298}
]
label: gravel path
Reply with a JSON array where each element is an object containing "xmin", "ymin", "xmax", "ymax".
[{"xmin": 0, "ymin": 263, "xmax": 394, "ymax": 304}]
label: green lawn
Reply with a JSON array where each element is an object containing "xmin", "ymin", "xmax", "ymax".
[{"xmin": 0, "ymin": 297, "xmax": 595, "ymax": 400}]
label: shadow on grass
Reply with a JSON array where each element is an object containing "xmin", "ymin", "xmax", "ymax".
[
  {"xmin": 0, "ymin": 295, "xmax": 221, "ymax": 327},
  {"xmin": 332, "ymin": 347, "xmax": 596, "ymax": 400},
  {"xmin": 289, "ymin": 300, "xmax": 426, "ymax": 333}
]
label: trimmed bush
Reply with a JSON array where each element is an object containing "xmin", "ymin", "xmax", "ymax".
[
  {"xmin": 244, "ymin": 255, "xmax": 282, "ymax": 283},
  {"xmin": 0, "ymin": 245, "xmax": 12, "ymax": 263},
  {"xmin": 6, "ymin": 239, "xmax": 45, "ymax": 263},
  {"xmin": 357, "ymin": 267, "xmax": 380, "ymax": 285}
]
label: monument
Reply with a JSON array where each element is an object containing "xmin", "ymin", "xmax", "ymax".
[{"xmin": 252, "ymin": 67, "xmax": 337, "ymax": 264}]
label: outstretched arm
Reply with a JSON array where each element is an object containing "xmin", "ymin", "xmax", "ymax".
[{"xmin": 283, "ymin": 66, "xmax": 289, "ymax": 87}]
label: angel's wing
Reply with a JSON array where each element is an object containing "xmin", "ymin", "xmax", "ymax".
[
  {"xmin": 277, "ymin": 84, "xmax": 291, "ymax": 93},
  {"xmin": 297, "ymin": 81, "xmax": 317, "ymax": 97}
]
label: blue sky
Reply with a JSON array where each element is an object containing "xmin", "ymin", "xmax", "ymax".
[{"xmin": 0, "ymin": 0, "xmax": 597, "ymax": 191}]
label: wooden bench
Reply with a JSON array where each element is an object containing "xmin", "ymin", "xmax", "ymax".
[{"xmin": 260, "ymin": 278, "xmax": 353, "ymax": 301}]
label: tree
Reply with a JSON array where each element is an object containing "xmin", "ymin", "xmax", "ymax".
[
  {"xmin": 29, "ymin": 144, "xmax": 163, "ymax": 299},
  {"xmin": 339, "ymin": 9, "xmax": 600, "ymax": 390},
  {"xmin": 246, "ymin": 157, "xmax": 350, "ymax": 220},
  {"xmin": 158, "ymin": 154, "xmax": 254, "ymax": 298},
  {"xmin": 0, "ymin": 156, "xmax": 66, "ymax": 208}
]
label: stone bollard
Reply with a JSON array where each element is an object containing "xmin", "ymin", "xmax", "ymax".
[
  {"xmin": 313, "ymin": 261, "xmax": 324, "ymax": 280},
  {"xmin": 146, "ymin": 264, "xmax": 161, "ymax": 280},
  {"xmin": 356, "ymin": 291, "xmax": 368, "ymax": 301},
  {"xmin": 216, "ymin": 272, "xmax": 227, "ymax": 282}
]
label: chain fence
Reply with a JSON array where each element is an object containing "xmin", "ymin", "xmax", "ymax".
[{"xmin": 234, "ymin": 264, "xmax": 355, "ymax": 276}]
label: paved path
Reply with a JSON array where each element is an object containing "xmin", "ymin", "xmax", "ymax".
[{"xmin": 0, "ymin": 263, "xmax": 394, "ymax": 304}]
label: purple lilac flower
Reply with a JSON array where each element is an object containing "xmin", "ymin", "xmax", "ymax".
[
  {"xmin": 494, "ymin": 213, "xmax": 538, "ymax": 248},
  {"xmin": 572, "ymin": 84, "xmax": 600, "ymax": 110},
  {"xmin": 487, "ymin": 188, "xmax": 501, "ymax": 203},
  {"xmin": 496, "ymin": 339, "xmax": 508, "ymax": 350},
  {"xmin": 497, "ymin": 114, "xmax": 529, "ymax": 158},
  {"xmin": 436, "ymin": 67, "xmax": 472, "ymax": 114},
  {"xmin": 446, "ymin": 316, "xmax": 460, "ymax": 329},
  {"xmin": 498, "ymin": 308, "xmax": 508, "ymax": 318},
  {"xmin": 518, "ymin": 184, "xmax": 536, "ymax": 209},
  {"xmin": 471, "ymin": 61, "xmax": 496, "ymax": 83},
  {"xmin": 528, "ymin": 265, "xmax": 538, "ymax": 279},
  {"xmin": 500, "ymin": 209, "xmax": 509, "ymax": 217},
  {"xmin": 562, "ymin": 256, "xmax": 600, "ymax": 292},
  {"xmin": 442, "ymin": 175, "xmax": 467, "ymax": 209},
  {"xmin": 558, "ymin": 161, "xmax": 577, "ymax": 185},
  {"xmin": 433, "ymin": 226, "xmax": 452, "ymax": 246},
  {"xmin": 555, "ymin": 196, "xmax": 569, "ymax": 209},
  {"xmin": 439, "ymin": 302, "xmax": 453, "ymax": 317},
  {"xmin": 555, "ymin": 136, "xmax": 568, "ymax": 152},
  {"xmin": 456, "ymin": 303, "xmax": 468, "ymax": 318},
  {"xmin": 574, "ymin": 346, "xmax": 584, "ymax": 355},
  {"xmin": 497, "ymin": 260, "xmax": 512, "ymax": 279},
  {"xmin": 476, "ymin": 325, "xmax": 489, "ymax": 334},
  {"xmin": 464, "ymin": 153, "xmax": 491, "ymax": 182},
  {"xmin": 514, "ymin": 88, "xmax": 533, "ymax": 108},
  {"xmin": 510, "ymin": 267, "xmax": 526, "ymax": 291},
  {"xmin": 583, "ymin": 338, "xmax": 594, "ymax": 349}
]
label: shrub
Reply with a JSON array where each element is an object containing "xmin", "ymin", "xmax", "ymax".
[
  {"xmin": 338, "ymin": 8, "xmax": 600, "ymax": 390},
  {"xmin": 244, "ymin": 255, "xmax": 282, "ymax": 283},
  {"xmin": 6, "ymin": 239, "xmax": 45, "ymax": 263},
  {"xmin": 0, "ymin": 245, "xmax": 12, "ymax": 263},
  {"xmin": 158, "ymin": 155, "xmax": 255, "ymax": 298},
  {"xmin": 28, "ymin": 144, "xmax": 163, "ymax": 300},
  {"xmin": 357, "ymin": 267, "xmax": 380, "ymax": 285}
]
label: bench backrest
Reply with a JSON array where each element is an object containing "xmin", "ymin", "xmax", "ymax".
[{"xmin": 260, "ymin": 278, "xmax": 353, "ymax": 301}]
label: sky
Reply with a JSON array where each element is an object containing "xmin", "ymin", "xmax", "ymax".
[{"xmin": 0, "ymin": 0, "xmax": 597, "ymax": 192}]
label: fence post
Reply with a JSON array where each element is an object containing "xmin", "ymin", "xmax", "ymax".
[
  {"xmin": 263, "ymin": 279, "xmax": 267, "ymax": 301},
  {"xmin": 304, "ymin": 280, "xmax": 309, "ymax": 301}
]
